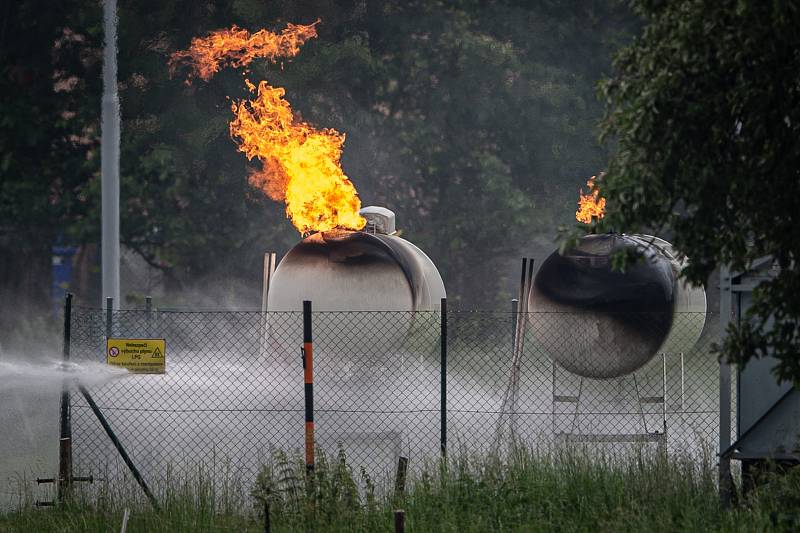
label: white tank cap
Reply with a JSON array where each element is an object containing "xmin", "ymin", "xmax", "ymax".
[{"xmin": 359, "ymin": 206, "xmax": 396, "ymax": 235}]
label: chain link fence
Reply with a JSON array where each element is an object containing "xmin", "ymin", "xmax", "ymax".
[{"xmin": 67, "ymin": 306, "xmax": 723, "ymax": 491}]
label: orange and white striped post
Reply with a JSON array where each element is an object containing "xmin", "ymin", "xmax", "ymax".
[{"xmin": 302, "ymin": 300, "xmax": 314, "ymax": 473}]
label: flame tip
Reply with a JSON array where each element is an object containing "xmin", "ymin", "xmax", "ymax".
[{"xmin": 575, "ymin": 174, "xmax": 606, "ymax": 225}]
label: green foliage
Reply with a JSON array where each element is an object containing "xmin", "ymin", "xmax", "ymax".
[
  {"xmin": 2, "ymin": 447, "xmax": 794, "ymax": 532},
  {"xmin": 0, "ymin": 1, "xmax": 102, "ymax": 312},
  {"xmin": 595, "ymin": 0, "xmax": 800, "ymax": 381},
  {"xmin": 0, "ymin": 2, "xmax": 102, "ymax": 233}
]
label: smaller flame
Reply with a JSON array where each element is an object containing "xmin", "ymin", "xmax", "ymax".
[
  {"xmin": 575, "ymin": 175, "xmax": 606, "ymax": 224},
  {"xmin": 168, "ymin": 22, "xmax": 318, "ymax": 82}
]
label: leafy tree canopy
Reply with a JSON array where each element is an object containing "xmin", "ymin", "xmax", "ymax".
[{"xmin": 595, "ymin": 0, "xmax": 800, "ymax": 380}]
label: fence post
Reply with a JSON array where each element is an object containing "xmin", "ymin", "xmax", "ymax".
[
  {"xmin": 440, "ymin": 297, "xmax": 447, "ymax": 456},
  {"xmin": 394, "ymin": 509, "xmax": 405, "ymax": 533},
  {"xmin": 106, "ymin": 297, "xmax": 113, "ymax": 339},
  {"xmin": 58, "ymin": 293, "xmax": 73, "ymax": 502},
  {"xmin": 394, "ymin": 456, "xmax": 409, "ymax": 498},
  {"xmin": 145, "ymin": 296, "xmax": 152, "ymax": 337},
  {"xmin": 662, "ymin": 352, "xmax": 667, "ymax": 435},
  {"xmin": 719, "ymin": 266, "xmax": 733, "ymax": 507},
  {"xmin": 302, "ymin": 300, "xmax": 314, "ymax": 474}
]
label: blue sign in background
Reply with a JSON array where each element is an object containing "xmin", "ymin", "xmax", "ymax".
[{"xmin": 51, "ymin": 245, "xmax": 76, "ymax": 317}]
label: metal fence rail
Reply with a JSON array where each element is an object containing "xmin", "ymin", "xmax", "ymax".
[{"xmin": 67, "ymin": 305, "xmax": 722, "ymax": 491}]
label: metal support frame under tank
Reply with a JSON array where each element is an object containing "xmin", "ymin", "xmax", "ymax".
[
  {"xmin": 495, "ymin": 257, "xmax": 685, "ymax": 453},
  {"xmin": 550, "ymin": 353, "xmax": 675, "ymax": 453}
]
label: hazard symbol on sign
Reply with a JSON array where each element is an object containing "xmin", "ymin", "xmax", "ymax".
[{"xmin": 106, "ymin": 338, "xmax": 166, "ymax": 374}]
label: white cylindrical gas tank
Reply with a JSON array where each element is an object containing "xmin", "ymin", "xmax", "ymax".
[
  {"xmin": 268, "ymin": 230, "xmax": 445, "ymax": 312},
  {"xmin": 266, "ymin": 207, "xmax": 445, "ymax": 353}
]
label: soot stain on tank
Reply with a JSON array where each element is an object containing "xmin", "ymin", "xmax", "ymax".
[
  {"xmin": 268, "ymin": 213, "xmax": 445, "ymax": 313},
  {"xmin": 530, "ymin": 234, "xmax": 678, "ymax": 379},
  {"xmin": 294, "ymin": 231, "xmax": 398, "ymax": 266},
  {"xmin": 535, "ymin": 234, "xmax": 675, "ymax": 314}
]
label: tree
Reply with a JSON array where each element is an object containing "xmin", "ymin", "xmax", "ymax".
[
  {"xmin": 0, "ymin": 1, "xmax": 102, "ymax": 339},
  {"xmin": 596, "ymin": 1, "xmax": 800, "ymax": 381}
]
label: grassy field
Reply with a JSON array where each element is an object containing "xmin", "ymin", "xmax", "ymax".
[{"xmin": 1, "ymin": 447, "xmax": 797, "ymax": 532}]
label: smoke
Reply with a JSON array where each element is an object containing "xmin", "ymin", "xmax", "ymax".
[{"xmin": 248, "ymin": 165, "xmax": 289, "ymax": 202}]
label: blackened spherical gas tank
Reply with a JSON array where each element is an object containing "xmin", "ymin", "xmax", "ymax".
[{"xmin": 528, "ymin": 234, "xmax": 676, "ymax": 379}]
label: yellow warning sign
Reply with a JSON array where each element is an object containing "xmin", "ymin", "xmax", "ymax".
[{"xmin": 106, "ymin": 338, "xmax": 166, "ymax": 374}]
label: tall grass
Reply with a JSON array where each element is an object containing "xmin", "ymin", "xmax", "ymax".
[{"xmin": 1, "ymin": 446, "xmax": 797, "ymax": 532}]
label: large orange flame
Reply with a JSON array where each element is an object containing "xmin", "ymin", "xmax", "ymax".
[
  {"xmin": 575, "ymin": 175, "xmax": 606, "ymax": 224},
  {"xmin": 231, "ymin": 80, "xmax": 364, "ymax": 233},
  {"xmin": 170, "ymin": 22, "xmax": 365, "ymax": 234}
]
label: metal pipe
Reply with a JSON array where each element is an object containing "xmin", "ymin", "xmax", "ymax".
[
  {"xmin": 38, "ymin": 476, "xmax": 93, "ymax": 484},
  {"xmin": 512, "ymin": 258, "xmax": 527, "ymax": 377},
  {"xmin": 120, "ymin": 508, "xmax": 130, "ymax": 533},
  {"xmin": 662, "ymin": 352, "xmax": 667, "ymax": 435},
  {"xmin": 302, "ymin": 300, "xmax": 314, "ymax": 473},
  {"xmin": 101, "ymin": 0, "xmax": 120, "ymax": 308},
  {"xmin": 718, "ymin": 265, "xmax": 733, "ymax": 507},
  {"xmin": 510, "ymin": 298, "xmax": 519, "ymax": 349},
  {"xmin": 77, "ymin": 385, "xmax": 160, "ymax": 510},
  {"xmin": 680, "ymin": 352, "xmax": 685, "ymax": 411},
  {"xmin": 525, "ymin": 258, "xmax": 534, "ymax": 306},
  {"xmin": 719, "ymin": 359, "xmax": 732, "ymax": 504},
  {"xmin": 514, "ymin": 258, "xmax": 534, "ymax": 360},
  {"xmin": 515, "ymin": 258, "xmax": 528, "ymax": 357},
  {"xmin": 260, "ymin": 253, "xmax": 277, "ymax": 355},
  {"xmin": 58, "ymin": 293, "xmax": 73, "ymax": 502},
  {"xmin": 551, "ymin": 359, "xmax": 556, "ymax": 436},
  {"xmin": 440, "ymin": 297, "xmax": 448, "ymax": 456},
  {"xmin": 261, "ymin": 252, "xmax": 277, "ymax": 313},
  {"xmin": 510, "ymin": 258, "xmax": 534, "ymax": 439}
]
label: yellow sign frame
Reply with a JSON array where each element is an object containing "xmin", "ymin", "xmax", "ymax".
[{"xmin": 106, "ymin": 338, "xmax": 166, "ymax": 374}]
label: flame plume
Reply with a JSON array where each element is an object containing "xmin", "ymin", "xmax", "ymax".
[
  {"xmin": 170, "ymin": 22, "xmax": 365, "ymax": 234},
  {"xmin": 231, "ymin": 81, "xmax": 364, "ymax": 234},
  {"xmin": 575, "ymin": 175, "xmax": 606, "ymax": 224},
  {"xmin": 168, "ymin": 22, "xmax": 319, "ymax": 82}
]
